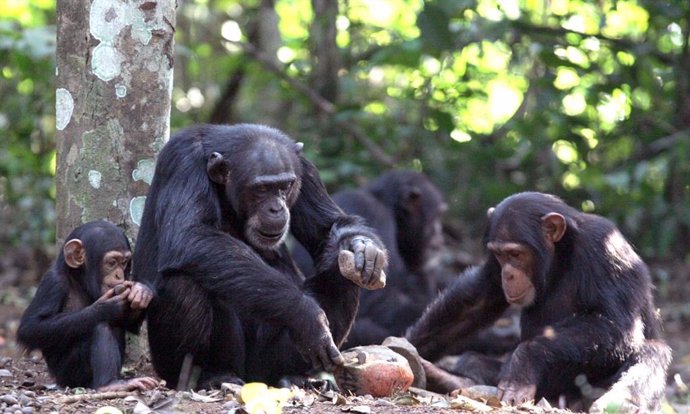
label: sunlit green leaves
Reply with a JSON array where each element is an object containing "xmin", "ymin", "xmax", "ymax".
[
  {"xmin": 602, "ymin": 1, "xmax": 649, "ymax": 39},
  {"xmin": 0, "ymin": 0, "xmax": 54, "ymax": 26},
  {"xmin": 2, "ymin": 0, "xmax": 689, "ymax": 261},
  {"xmin": 276, "ymin": 0, "xmax": 311, "ymax": 41}
]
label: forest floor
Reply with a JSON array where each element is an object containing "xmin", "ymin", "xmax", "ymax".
[{"xmin": 1, "ymin": 246, "xmax": 689, "ymax": 413}]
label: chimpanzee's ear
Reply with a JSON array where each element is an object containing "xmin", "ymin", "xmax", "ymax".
[
  {"xmin": 295, "ymin": 142, "xmax": 304, "ymax": 154},
  {"xmin": 487, "ymin": 207, "xmax": 495, "ymax": 219},
  {"xmin": 207, "ymin": 152, "xmax": 231, "ymax": 185},
  {"xmin": 64, "ymin": 239, "xmax": 85, "ymax": 269},
  {"xmin": 542, "ymin": 212, "xmax": 566, "ymax": 243}
]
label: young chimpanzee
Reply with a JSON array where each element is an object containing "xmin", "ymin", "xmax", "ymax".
[
  {"xmin": 293, "ymin": 170, "xmax": 448, "ymax": 346},
  {"xmin": 17, "ymin": 220, "xmax": 157, "ymax": 391},
  {"xmin": 133, "ymin": 124, "xmax": 387, "ymax": 389},
  {"xmin": 407, "ymin": 192, "xmax": 671, "ymax": 411}
]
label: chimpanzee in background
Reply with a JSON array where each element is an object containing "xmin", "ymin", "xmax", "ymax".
[
  {"xmin": 132, "ymin": 123, "xmax": 387, "ymax": 389},
  {"xmin": 407, "ymin": 192, "xmax": 671, "ymax": 411},
  {"xmin": 293, "ymin": 170, "xmax": 447, "ymax": 346},
  {"xmin": 17, "ymin": 220, "xmax": 157, "ymax": 391}
]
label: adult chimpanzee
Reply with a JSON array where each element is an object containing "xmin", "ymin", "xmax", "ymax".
[
  {"xmin": 132, "ymin": 123, "xmax": 387, "ymax": 390},
  {"xmin": 407, "ymin": 192, "xmax": 671, "ymax": 411},
  {"xmin": 292, "ymin": 170, "xmax": 447, "ymax": 346},
  {"xmin": 350, "ymin": 170, "xmax": 446, "ymax": 276},
  {"xmin": 17, "ymin": 220, "xmax": 157, "ymax": 391}
]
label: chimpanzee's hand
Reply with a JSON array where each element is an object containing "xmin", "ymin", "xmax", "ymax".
[
  {"xmin": 93, "ymin": 285, "xmax": 131, "ymax": 321},
  {"xmin": 337, "ymin": 236, "xmax": 387, "ymax": 290},
  {"xmin": 290, "ymin": 300, "xmax": 344, "ymax": 372},
  {"xmin": 122, "ymin": 281, "xmax": 153, "ymax": 310},
  {"xmin": 498, "ymin": 343, "xmax": 539, "ymax": 406},
  {"xmin": 498, "ymin": 379, "xmax": 537, "ymax": 406}
]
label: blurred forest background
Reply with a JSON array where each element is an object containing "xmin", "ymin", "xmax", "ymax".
[{"xmin": 1, "ymin": 0, "xmax": 689, "ymax": 304}]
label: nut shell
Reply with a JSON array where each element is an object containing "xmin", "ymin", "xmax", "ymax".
[{"xmin": 113, "ymin": 284, "xmax": 126, "ymax": 295}]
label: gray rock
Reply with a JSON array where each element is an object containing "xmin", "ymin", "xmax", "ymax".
[{"xmin": 382, "ymin": 336, "xmax": 426, "ymax": 389}]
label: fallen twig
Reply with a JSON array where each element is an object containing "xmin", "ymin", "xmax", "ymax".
[{"xmin": 57, "ymin": 390, "xmax": 136, "ymax": 404}]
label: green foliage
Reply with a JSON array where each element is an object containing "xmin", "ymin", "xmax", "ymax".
[
  {"xmin": 0, "ymin": 5, "xmax": 56, "ymax": 250},
  {"xmin": 2, "ymin": 0, "xmax": 689, "ymax": 267},
  {"xmin": 171, "ymin": 0, "xmax": 688, "ymax": 259}
]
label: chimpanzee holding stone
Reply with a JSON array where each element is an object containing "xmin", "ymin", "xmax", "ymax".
[
  {"xmin": 18, "ymin": 220, "xmax": 157, "ymax": 391},
  {"xmin": 132, "ymin": 124, "xmax": 388, "ymax": 389},
  {"xmin": 336, "ymin": 170, "xmax": 448, "ymax": 347},
  {"xmin": 407, "ymin": 192, "xmax": 671, "ymax": 411},
  {"xmin": 292, "ymin": 169, "xmax": 448, "ymax": 347}
]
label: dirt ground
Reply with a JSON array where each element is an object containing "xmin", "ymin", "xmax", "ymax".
[
  {"xmin": 0, "ymin": 353, "xmax": 574, "ymax": 414},
  {"xmin": 1, "ymin": 248, "xmax": 689, "ymax": 413},
  {"xmin": 0, "ymin": 352, "xmax": 579, "ymax": 414}
]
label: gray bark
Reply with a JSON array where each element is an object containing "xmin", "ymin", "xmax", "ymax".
[
  {"xmin": 55, "ymin": 0, "xmax": 177, "ymax": 366},
  {"xmin": 55, "ymin": 0, "xmax": 176, "ymax": 245}
]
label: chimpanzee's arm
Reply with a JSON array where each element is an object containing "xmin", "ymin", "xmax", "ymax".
[
  {"xmin": 290, "ymin": 157, "xmax": 385, "ymax": 275},
  {"xmin": 289, "ymin": 157, "xmax": 387, "ymax": 344},
  {"xmin": 157, "ymin": 224, "xmax": 345, "ymax": 369},
  {"xmin": 498, "ymin": 311, "xmax": 630, "ymax": 404},
  {"xmin": 17, "ymin": 270, "xmax": 127, "ymax": 350},
  {"xmin": 159, "ymin": 225, "xmax": 311, "ymax": 321},
  {"xmin": 406, "ymin": 264, "xmax": 509, "ymax": 361}
]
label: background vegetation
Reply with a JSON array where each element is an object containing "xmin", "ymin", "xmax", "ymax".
[{"xmin": 1, "ymin": 0, "xmax": 689, "ymax": 291}]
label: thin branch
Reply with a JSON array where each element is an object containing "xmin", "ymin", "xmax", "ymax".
[
  {"xmin": 209, "ymin": 67, "xmax": 246, "ymax": 124},
  {"xmin": 57, "ymin": 390, "xmax": 135, "ymax": 404},
  {"xmin": 347, "ymin": 44, "xmax": 386, "ymax": 66},
  {"xmin": 227, "ymin": 40, "xmax": 396, "ymax": 167},
  {"xmin": 647, "ymin": 129, "xmax": 690, "ymax": 154}
]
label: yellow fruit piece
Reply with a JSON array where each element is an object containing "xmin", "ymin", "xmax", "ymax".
[
  {"xmin": 94, "ymin": 406, "xmax": 123, "ymax": 414},
  {"xmin": 239, "ymin": 382, "xmax": 293, "ymax": 414}
]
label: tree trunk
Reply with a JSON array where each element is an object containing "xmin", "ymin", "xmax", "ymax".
[
  {"xmin": 55, "ymin": 0, "xmax": 176, "ymax": 367},
  {"xmin": 55, "ymin": 0, "xmax": 176, "ymax": 246},
  {"xmin": 309, "ymin": 0, "xmax": 340, "ymax": 102}
]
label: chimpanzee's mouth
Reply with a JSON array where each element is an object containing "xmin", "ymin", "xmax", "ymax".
[
  {"xmin": 507, "ymin": 293, "xmax": 526, "ymax": 302},
  {"xmin": 506, "ymin": 288, "xmax": 536, "ymax": 308},
  {"xmin": 258, "ymin": 230, "xmax": 284, "ymax": 241},
  {"xmin": 249, "ymin": 223, "xmax": 290, "ymax": 249}
]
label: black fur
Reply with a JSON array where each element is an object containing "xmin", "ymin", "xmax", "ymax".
[
  {"xmin": 132, "ymin": 124, "xmax": 384, "ymax": 388},
  {"xmin": 17, "ymin": 220, "xmax": 135, "ymax": 389},
  {"xmin": 407, "ymin": 192, "xmax": 671, "ymax": 410},
  {"xmin": 293, "ymin": 170, "xmax": 447, "ymax": 346}
]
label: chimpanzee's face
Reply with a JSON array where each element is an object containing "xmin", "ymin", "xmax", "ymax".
[
  {"xmin": 241, "ymin": 172, "xmax": 298, "ymax": 250},
  {"xmin": 485, "ymin": 202, "xmax": 566, "ymax": 308},
  {"xmin": 487, "ymin": 241, "xmax": 536, "ymax": 307},
  {"xmin": 100, "ymin": 250, "xmax": 132, "ymax": 294},
  {"xmin": 206, "ymin": 134, "xmax": 303, "ymax": 251}
]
